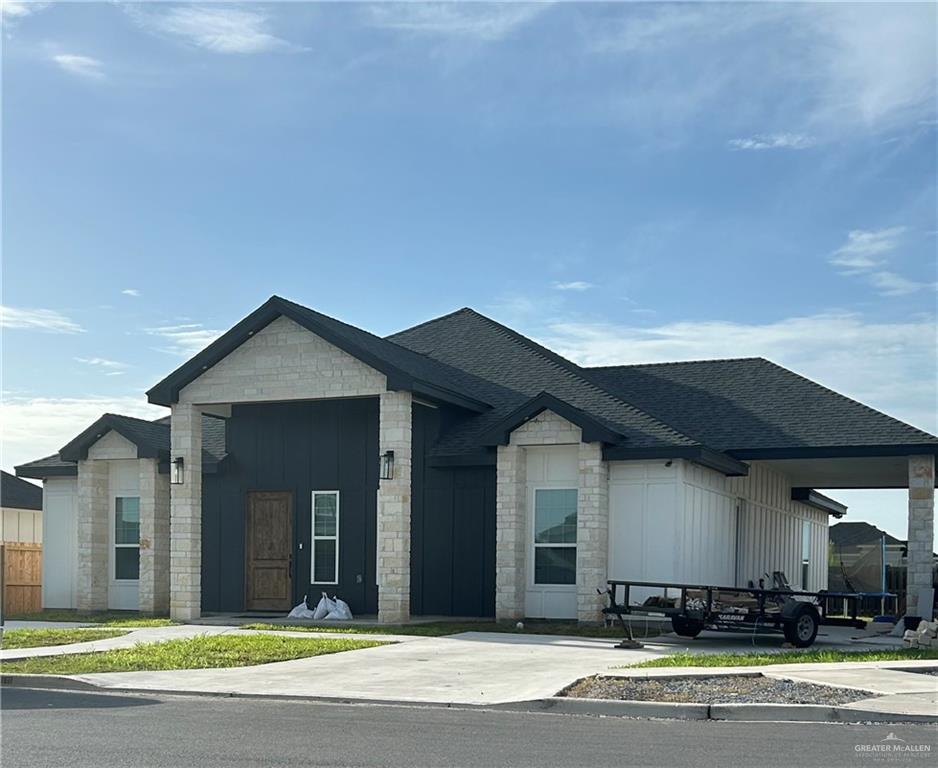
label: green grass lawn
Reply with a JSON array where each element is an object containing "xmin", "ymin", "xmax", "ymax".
[
  {"xmin": 1, "ymin": 628, "xmax": 128, "ymax": 650},
  {"xmin": 1, "ymin": 634, "xmax": 386, "ymax": 675},
  {"xmin": 6, "ymin": 610, "xmax": 176, "ymax": 628},
  {"xmin": 630, "ymin": 647, "xmax": 938, "ymax": 668},
  {"xmin": 242, "ymin": 620, "xmax": 634, "ymax": 638}
]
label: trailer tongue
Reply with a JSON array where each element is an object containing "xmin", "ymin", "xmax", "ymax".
[{"xmin": 602, "ymin": 578, "xmax": 892, "ymax": 648}]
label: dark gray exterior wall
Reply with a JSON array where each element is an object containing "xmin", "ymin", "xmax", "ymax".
[
  {"xmin": 201, "ymin": 399, "xmax": 379, "ymax": 615},
  {"xmin": 411, "ymin": 403, "xmax": 496, "ymax": 617},
  {"xmin": 201, "ymin": 398, "xmax": 495, "ymax": 617}
]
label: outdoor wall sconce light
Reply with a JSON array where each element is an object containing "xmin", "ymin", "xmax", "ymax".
[
  {"xmin": 379, "ymin": 450, "xmax": 395, "ymax": 481},
  {"xmin": 171, "ymin": 456, "xmax": 185, "ymax": 485}
]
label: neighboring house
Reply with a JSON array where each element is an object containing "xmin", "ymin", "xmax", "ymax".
[
  {"xmin": 829, "ymin": 521, "xmax": 938, "ymax": 595},
  {"xmin": 0, "ymin": 470, "xmax": 42, "ymax": 544},
  {"xmin": 16, "ymin": 296, "xmax": 938, "ymax": 622}
]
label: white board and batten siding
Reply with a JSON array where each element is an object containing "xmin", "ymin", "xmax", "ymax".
[
  {"xmin": 608, "ymin": 461, "xmax": 738, "ymax": 603},
  {"xmin": 728, "ymin": 463, "xmax": 829, "ymax": 591},
  {"xmin": 42, "ymin": 477, "xmax": 78, "ymax": 609},
  {"xmin": 607, "ymin": 459, "xmax": 830, "ymax": 602}
]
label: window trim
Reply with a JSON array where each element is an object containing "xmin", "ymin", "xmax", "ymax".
[
  {"xmin": 531, "ymin": 486, "xmax": 578, "ymax": 587},
  {"xmin": 112, "ymin": 495, "xmax": 141, "ymax": 582},
  {"xmin": 311, "ymin": 490, "xmax": 340, "ymax": 585}
]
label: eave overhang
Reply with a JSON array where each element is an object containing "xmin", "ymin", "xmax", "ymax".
[
  {"xmin": 791, "ymin": 488, "xmax": 848, "ymax": 518},
  {"xmin": 602, "ymin": 445, "xmax": 750, "ymax": 477}
]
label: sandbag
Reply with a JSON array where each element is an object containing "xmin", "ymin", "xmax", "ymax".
[
  {"xmin": 287, "ymin": 596, "xmax": 315, "ymax": 619},
  {"xmin": 312, "ymin": 592, "xmax": 335, "ymax": 620},
  {"xmin": 324, "ymin": 597, "xmax": 353, "ymax": 621}
]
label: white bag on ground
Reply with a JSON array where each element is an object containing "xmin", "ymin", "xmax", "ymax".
[
  {"xmin": 288, "ymin": 596, "xmax": 316, "ymax": 619},
  {"xmin": 312, "ymin": 592, "xmax": 335, "ymax": 620},
  {"xmin": 324, "ymin": 597, "xmax": 353, "ymax": 621}
]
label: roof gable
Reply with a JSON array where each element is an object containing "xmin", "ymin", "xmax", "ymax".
[
  {"xmin": 478, "ymin": 392, "xmax": 625, "ymax": 446},
  {"xmin": 146, "ymin": 296, "xmax": 491, "ymax": 413}
]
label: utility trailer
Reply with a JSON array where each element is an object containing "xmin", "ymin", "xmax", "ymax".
[{"xmin": 602, "ymin": 578, "xmax": 891, "ymax": 648}]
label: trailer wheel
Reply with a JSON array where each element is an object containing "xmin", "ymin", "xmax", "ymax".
[
  {"xmin": 671, "ymin": 617, "xmax": 704, "ymax": 638},
  {"xmin": 783, "ymin": 604, "xmax": 819, "ymax": 647}
]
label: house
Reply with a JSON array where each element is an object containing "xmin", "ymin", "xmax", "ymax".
[
  {"xmin": 1, "ymin": 470, "xmax": 42, "ymax": 544},
  {"xmin": 829, "ymin": 521, "xmax": 938, "ymax": 597},
  {"xmin": 15, "ymin": 296, "xmax": 938, "ymax": 622}
]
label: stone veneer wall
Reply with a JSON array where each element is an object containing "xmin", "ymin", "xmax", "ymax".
[
  {"xmin": 907, "ymin": 455, "xmax": 936, "ymax": 618},
  {"xmin": 377, "ymin": 390, "xmax": 413, "ymax": 623},
  {"xmin": 76, "ymin": 459, "xmax": 109, "ymax": 611},
  {"xmin": 495, "ymin": 410, "xmax": 609, "ymax": 622},
  {"xmin": 177, "ymin": 315, "xmax": 386, "ymax": 405},
  {"xmin": 170, "ymin": 402, "xmax": 202, "ymax": 621},
  {"xmin": 576, "ymin": 441, "xmax": 609, "ymax": 623},
  {"xmin": 139, "ymin": 458, "xmax": 170, "ymax": 615}
]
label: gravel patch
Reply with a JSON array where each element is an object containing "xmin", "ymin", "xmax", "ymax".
[
  {"xmin": 562, "ymin": 674, "xmax": 872, "ymax": 705},
  {"xmin": 904, "ymin": 668, "xmax": 938, "ymax": 676}
]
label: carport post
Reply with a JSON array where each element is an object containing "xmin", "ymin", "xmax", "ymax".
[{"xmin": 906, "ymin": 455, "xmax": 935, "ymax": 619}]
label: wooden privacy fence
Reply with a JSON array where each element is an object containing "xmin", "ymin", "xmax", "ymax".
[{"xmin": 1, "ymin": 543, "xmax": 42, "ymax": 616}]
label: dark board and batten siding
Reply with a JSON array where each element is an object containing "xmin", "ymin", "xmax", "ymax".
[
  {"xmin": 411, "ymin": 403, "xmax": 496, "ymax": 617},
  {"xmin": 202, "ymin": 399, "xmax": 379, "ymax": 615}
]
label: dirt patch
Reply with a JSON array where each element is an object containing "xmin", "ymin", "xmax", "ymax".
[{"xmin": 562, "ymin": 674, "xmax": 872, "ymax": 705}]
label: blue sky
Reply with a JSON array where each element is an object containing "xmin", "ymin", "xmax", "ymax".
[{"xmin": 2, "ymin": 1, "xmax": 936, "ymax": 538}]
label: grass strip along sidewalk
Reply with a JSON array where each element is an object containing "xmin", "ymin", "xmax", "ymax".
[
  {"xmin": 6, "ymin": 610, "xmax": 175, "ymax": 628},
  {"xmin": 1, "ymin": 628, "xmax": 128, "ymax": 650},
  {"xmin": 630, "ymin": 647, "xmax": 938, "ymax": 668},
  {"xmin": 243, "ymin": 620, "xmax": 632, "ymax": 638},
  {"xmin": 2, "ymin": 634, "xmax": 386, "ymax": 675}
]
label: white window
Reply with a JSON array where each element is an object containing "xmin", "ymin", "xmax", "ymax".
[
  {"xmin": 533, "ymin": 488, "xmax": 577, "ymax": 585},
  {"xmin": 114, "ymin": 496, "xmax": 140, "ymax": 581},
  {"xmin": 801, "ymin": 520, "xmax": 811, "ymax": 590},
  {"xmin": 311, "ymin": 491, "xmax": 339, "ymax": 584}
]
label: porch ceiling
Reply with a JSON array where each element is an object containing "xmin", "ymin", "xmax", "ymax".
[{"xmin": 757, "ymin": 455, "xmax": 930, "ymax": 489}]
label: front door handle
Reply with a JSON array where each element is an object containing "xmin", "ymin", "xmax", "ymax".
[{"xmin": 288, "ymin": 554, "xmax": 293, "ymax": 579}]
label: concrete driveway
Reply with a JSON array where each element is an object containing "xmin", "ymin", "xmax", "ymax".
[{"xmin": 71, "ymin": 632, "xmax": 661, "ymax": 705}]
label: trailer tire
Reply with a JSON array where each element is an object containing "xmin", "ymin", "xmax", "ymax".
[
  {"xmin": 783, "ymin": 604, "xmax": 819, "ymax": 647},
  {"xmin": 671, "ymin": 617, "xmax": 704, "ymax": 638}
]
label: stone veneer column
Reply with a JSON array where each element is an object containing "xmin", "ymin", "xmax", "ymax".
[
  {"xmin": 576, "ymin": 441, "xmax": 609, "ymax": 623},
  {"xmin": 377, "ymin": 390, "xmax": 412, "ymax": 623},
  {"xmin": 170, "ymin": 402, "xmax": 202, "ymax": 621},
  {"xmin": 139, "ymin": 458, "xmax": 170, "ymax": 615},
  {"xmin": 76, "ymin": 459, "xmax": 109, "ymax": 611},
  {"xmin": 907, "ymin": 455, "xmax": 935, "ymax": 618},
  {"xmin": 495, "ymin": 444, "xmax": 526, "ymax": 620}
]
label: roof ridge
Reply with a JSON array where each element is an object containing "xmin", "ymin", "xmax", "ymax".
[
  {"xmin": 589, "ymin": 357, "xmax": 766, "ymax": 370},
  {"xmin": 386, "ymin": 307, "xmax": 474, "ymax": 340},
  {"xmin": 441, "ymin": 308, "xmax": 703, "ymax": 447},
  {"xmin": 758, "ymin": 358, "xmax": 938, "ymax": 441}
]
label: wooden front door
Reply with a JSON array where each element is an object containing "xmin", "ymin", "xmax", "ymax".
[{"xmin": 245, "ymin": 491, "xmax": 293, "ymax": 611}]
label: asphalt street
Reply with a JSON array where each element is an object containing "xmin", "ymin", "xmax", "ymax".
[{"xmin": 2, "ymin": 687, "xmax": 936, "ymax": 768}]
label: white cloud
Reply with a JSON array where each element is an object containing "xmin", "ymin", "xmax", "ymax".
[
  {"xmin": 728, "ymin": 133, "xmax": 816, "ymax": 151},
  {"xmin": 125, "ymin": 5, "xmax": 301, "ymax": 54},
  {"xmin": 52, "ymin": 53, "xmax": 105, "ymax": 80},
  {"xmin": 1, "ymin": 305, "xmax": 84, "ymax": 333},
  {"xmin": 553, "ymin": 281, "xmax": 593, "ymax": 292},
  {"xmin": 1, "ymin": 1, "xmax": 47, "ymax": 21},
  {"xmin": 365, "ymin": 2, "xmax": 546, "ymax": 42},
  {"xmin": 867, "ymin": 271, "xmax": 937, "ymax": 297},
  {"xmin": 121, "ymin": 288, "xmax": 141, "ymax": 297},
  {"xmin": 541, "ymin": 312, "xmax": 938, "ymax": 435},
  {"xmin": 1, "ymin": 395, "xmax": 166, "ymax": 471},
  {"xmin": 145, "ymin": 323, "xmax": 222, "ymax": 356},
  {"xmin": 829, "ymin": 227, "xmax": 906, "ymax": 271},
  {"xmin": 75, "ymin": 357, "xmax": 129, "ymax": 376}
]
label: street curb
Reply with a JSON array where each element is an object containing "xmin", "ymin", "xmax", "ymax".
[
  {"xmin": 3, "ymin": 676, "xmax": 935, "ymax": 724},
  {"xmin": 537, "ymin": 697, "xmax": 938, "ymax": 724}
]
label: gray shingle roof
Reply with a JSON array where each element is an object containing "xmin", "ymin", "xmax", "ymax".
[
  {"xmin": 588, "ymin": 358, "xmax": 938, "ymax": 455},
  {"xmin": 1, "ymin": 470, "xmax": 42, "ymax": 509},
  {"xmin": 388, "ymin": 308, "xmax": 700, "ymax": 456},
  {"xmin": 16, "ymin": 414, "xmax": 227, "ymax": 479}
]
